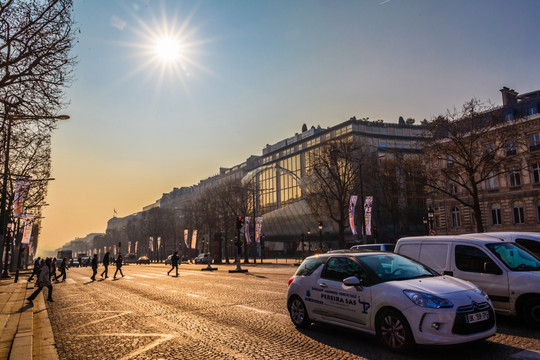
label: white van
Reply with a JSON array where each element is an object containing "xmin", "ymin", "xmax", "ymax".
[
  {"xmin": 395, "ymin": 235, "xmax": 540, "ymax": 327},
  {"xmin": 466, "ymin": 232, "xmax": 540, "ymax": 258}
]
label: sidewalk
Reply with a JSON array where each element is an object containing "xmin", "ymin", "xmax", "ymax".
[{"xmin": 0, "ymin": 272, "xmax": 58, "ymax": 360}]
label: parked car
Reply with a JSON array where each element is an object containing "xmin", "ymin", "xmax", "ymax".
[
  {"xmin": 136, "ymin": 256, "xmax": 150, "ymax": 265},
  {"xmin": 287, "ymin": 252, "xmax": 496, "ymax": 353},
  {"xmin": 350, "ymin": 243, "xmax": 395, "ymax": 252},
  {"xmin": 466, "ymin": 232, "xmax": 540, "ymax": 258},
  {"xmin": 395, "ymin": 235, "xmax": 540, "ymax": 328},
  {"xmin": 194, "ymin": 253, "xmax": 211, "ymax": 264}
]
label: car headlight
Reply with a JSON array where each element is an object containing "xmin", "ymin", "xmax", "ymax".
[
  {"xmin": 403, "ymin": 290, "xmax": 453, "ymax": 308},
  {"xmin": 473, "ymin": 287, "xmax": 490, "ymax": 300}
]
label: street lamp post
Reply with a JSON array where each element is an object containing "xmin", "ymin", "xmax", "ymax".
[
  {"xmin": 428, "ymin": 207, "xmax": 435, "ymax": 232},
  {"xmin": 307, "ymin": 229, "xmax": 311, "ymax": 254},
  {"xmin": 318, "ymin": 221, "xmax": 323, "ymax": 250},
  {"xmin": 423, "ymin": 217, "xmax": 428, "ymax": 235},
  {"xmin": 300, "ymin": 233, "xmax": 305, "ymax": 259}
]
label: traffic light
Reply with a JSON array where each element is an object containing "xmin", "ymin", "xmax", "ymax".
[
  {"xmin": 236, "ymin": 216, "xmax": 243, "ymax": 229},
  {"xmin": 373, "ymin": 226, "xmax": 378, "ymax": 239}
]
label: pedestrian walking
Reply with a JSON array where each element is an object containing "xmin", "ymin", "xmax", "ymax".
[
  {"xmin": 113, "ymin": 253, "xmax": 124, "ymax": 279},
  {"xmin": 58, "ymin": 257, "xmax": 68, "ymax": 282},
  {"xmin": 90, "ymin": 254, "xmax": 98, "ymax": 281},
  {"xmin": 100, "ymin": 251, "xmax": 110, "ymax": 279},
  {"xmin": 51, "ymin": 257, "xmax": 59, "ymax": 282},
  {"xmin": 27, "ymin": 258, "xmax": 54, "ymax": 303},
  {"xmin": 167, "ymin": 251, "xmax": 180, "ymax": 277},
  {"xmin": 28, "ymin": 257, "xmax": 41, "ymax": 282}
]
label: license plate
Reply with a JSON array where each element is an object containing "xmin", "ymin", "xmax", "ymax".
[{"xmin": 466, "ymin": 311, "xmax": 489, "ymax": 324}]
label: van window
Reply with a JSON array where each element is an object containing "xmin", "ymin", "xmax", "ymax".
[
  {"xmin": 455, "ymin": 245, "xmax": 499, "ymax": 273},
  {"xmin": 515, "ymin": 239, "xmax": 540, "ymax": 257},
  {"xmin": 419, "ymin": 243, "xmax": 448, "ymax": 270},
  {"xmin": 486, "ymin": 243, "xmax": 540, "ymax": 271}
]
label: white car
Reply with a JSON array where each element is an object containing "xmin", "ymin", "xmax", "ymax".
[{"xmin": 287, "ymin": 251, "xmax": 496, "ymax": 353}]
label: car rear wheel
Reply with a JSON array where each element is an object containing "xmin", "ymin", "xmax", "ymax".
[
  {"xmin": 376, "ymin": 308, "xmax": 414, "ymax": 353},
  {"xmin": 522, "ymin": 297, "xmax": 540, "ymax": 329},
  {"xmin": 288, "ymin": 296, "xmax": 310, "ymax": 328}
]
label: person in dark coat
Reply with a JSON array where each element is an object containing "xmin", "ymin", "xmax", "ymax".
[
  {"xmin": 58, "ymin": 257, "xmax": 68, "ymax": 282},
  {"xmin": 100, "ymin": 251, "xmax": 110, "ymax": 279},
  {"xmin": 28, "ymin": 257, "xmax": 41, "ymax": 282},
  {"xmin": 27, "ymin": 258, "xmax": 53, "ymax": 303},
  {"xmin": 90, "ymin": 254, "xmax": 98, "ymax": 281},
  {"xmin": 167, "ymin": 251, "xmax": 180, "ymax": 277},
  {"xmin": 113, "ymin": 253, "xmax": 124, "ymax": 279},
  {"xmin": 51, "ymin": 257, "xmax": 59, "ymax": 282}
]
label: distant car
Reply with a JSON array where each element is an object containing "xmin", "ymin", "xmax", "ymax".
[
  {"xmin": 194, "ymin": 253, "xmax": 211, "ymax": 264},
  {"xmin": 80, "ymin": 256, "xmax": 90, "ymax": 267},
  {"xmin": 287, "ymin": 252, "xmax": 496, "ymax": 353},
  {"xmin": 70, "ymin": 259, "xmax": 79, "ymax": 268},
  {"xmin": 136, "ymin": 256, "xmax": 150, "ymax": 265},
  {"xmin": 124, "ymin": 253, "xmax": 137, "ymax": 264},
  {"xmin": 350, "ymin": 243, "xmax": 396, "ymax": 252}
]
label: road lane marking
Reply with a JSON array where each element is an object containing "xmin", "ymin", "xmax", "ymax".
[
  {"xmin": 66, "ymin": 278, "xmax": 76, "ymax": 284},
  {"xmin": 74, "ymin": 333, "xmax": 175, "ymax": 360},
  {"xmin": 185, "ymin": 293, "xmax": 207, "ymax": 299},
  {"xmin": 235, "ymin": 305, "xmax": 274, "ymax": 315}
]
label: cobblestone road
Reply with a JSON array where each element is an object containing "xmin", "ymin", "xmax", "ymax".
[{"xmin": 45, "ymin": 263, "xmax": 540, "ymax": 360}]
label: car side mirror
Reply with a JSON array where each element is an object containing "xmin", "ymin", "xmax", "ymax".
[
  {"xmin": 484, "ymin": 262, "xmax": 503, "ymax": 275},
  {"xmin": 343, "ymin": 276, "xmax": 364, "ymax": 291}
]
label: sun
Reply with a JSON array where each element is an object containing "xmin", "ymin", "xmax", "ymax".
[{"xmin": 155, "ymin": 37, "xmax": 181, "ymax": 62}]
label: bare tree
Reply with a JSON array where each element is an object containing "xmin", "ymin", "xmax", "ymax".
[
  {"xmin": 421, "ymin": 99, "xmax": 523, "ymax": 232},
  {"xmin": 304, "ymin": 138, "xmax": 373, "ymax": 249},
  {"xmin": 0, "ymin": 0, "xmax": 77, "ymax": 119}
]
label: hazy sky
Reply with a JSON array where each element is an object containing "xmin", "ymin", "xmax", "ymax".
[{"xmin": 38, "ymin": 0, "xmax": 540, "ymax": 255}]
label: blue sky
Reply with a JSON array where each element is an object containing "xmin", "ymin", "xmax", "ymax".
[{"xmin": 39, "ymin": 0, "xmax": 540, "ymax": 253}]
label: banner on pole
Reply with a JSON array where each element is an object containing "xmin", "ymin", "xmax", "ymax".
[
  {"xmin": 13, "ymin": 176, "xmax": 31, "ymax": 219},
  {"xmin": 255, "ymin": 217, "xmax": 263, "ymax": 243},
  {"xmin": 149, "ymin": 237, "xmax": 154, "ymax": 252},
  {"xmin": 127, "ymin": 241, "xmax": 131, "ymax": 253},
  {"xmin": 244, "ymin": 217, "xmax": 251, "ymax": 244},
  {"xmin": 364, "ymin": 196, "xmax": 373, "ymax": 236},
  {"xmin": 191, "ymin": 230, "xmax": 197, "ymax": 249},
  {"xmin": 349, "ymin": 195, "xmax": 358, "ymax": 235},
  {"xmin": 134, "ymin": 241, "xmax": 138, "ymax": 254},
  {"xmin": 184, "ymin": 229, "xmax": 189, "ymax": 249},
  {"xmin": 21, "ymin": 214, "xmax": 34, "ymax": 244}
]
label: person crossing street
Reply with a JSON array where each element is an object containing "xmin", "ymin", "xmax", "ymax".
[
  {"xmin": 167, "ymin": 251, "xmax": 180, "ymax": 277},
  {"xmin": 90, "ymin": 254, "xmax": 98, "ymax": 281},
  {"xmin": 113, "ymin": 253, "xmax": 124, "ymax": 279}
]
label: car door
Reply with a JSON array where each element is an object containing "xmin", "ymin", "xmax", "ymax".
[
  {"xmin": 316, "ymin": 257, "xmax": 371, "ymax": 329},
  {"xmin": 451, "ymin": 244, "xmax": 510, "ymax": 312}
]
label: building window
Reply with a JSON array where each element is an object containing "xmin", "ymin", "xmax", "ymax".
[
  {"xmin": 491, "ymin": 204, "xmax": 502, "ymax": 225},
  {"xmin": 451, "ymin": 207, "xmax": 461, "ymax": 228},
  {"xmin": 449, "ymin": 179, "xmax": 458, "ymax": 194},
  {"xmin": 509, "ymin": 167, "xmax": 521, "ymax": 187},
  {"xmin": 530, "ymin": 133, "xmax": 540, "ymax": 152},
  {"xmin": 526, "ymin": 103, "xmax": 538, "ymax": 116},
  {"xmin": 532, "ymin": 163, "xmax": 540, "ymax": 184},
  {"xmin": 487, "ymin": 171, "xmax": 499, "ymax": 190},
  {"xmin": 447, "ymin": 154, "xmax": 455, "ymax": 167},
  {"xmin": 504, "ymin": 109, "xmax": 514, "ymax": 122},
  {"xmin": 506, "ymin": 140, "xmax": 517, "ymax": 156},
  {"xmin": 513, "ymin": 201, "xmax": 525, "ymax": 224}
]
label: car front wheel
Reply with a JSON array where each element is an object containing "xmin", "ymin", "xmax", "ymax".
[
  {"xmin": 288, "ymin": 296, "xmax": 310, "ymax": 328},
  {"xmin": 522, "ymin": 297, "xmax": 540, "ymax": 329},
  {"xmin": 376, "ymin": 308, "xmax": 414, "ymax": 353}
]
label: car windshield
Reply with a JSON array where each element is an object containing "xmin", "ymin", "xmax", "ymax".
[
  {"xmin": 486, "ymin": 243, "xmax": 540, "ymax": 271},
  {"xmin": 358, "ymin": 253, "xmax": 437, "ymax": 281}
]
